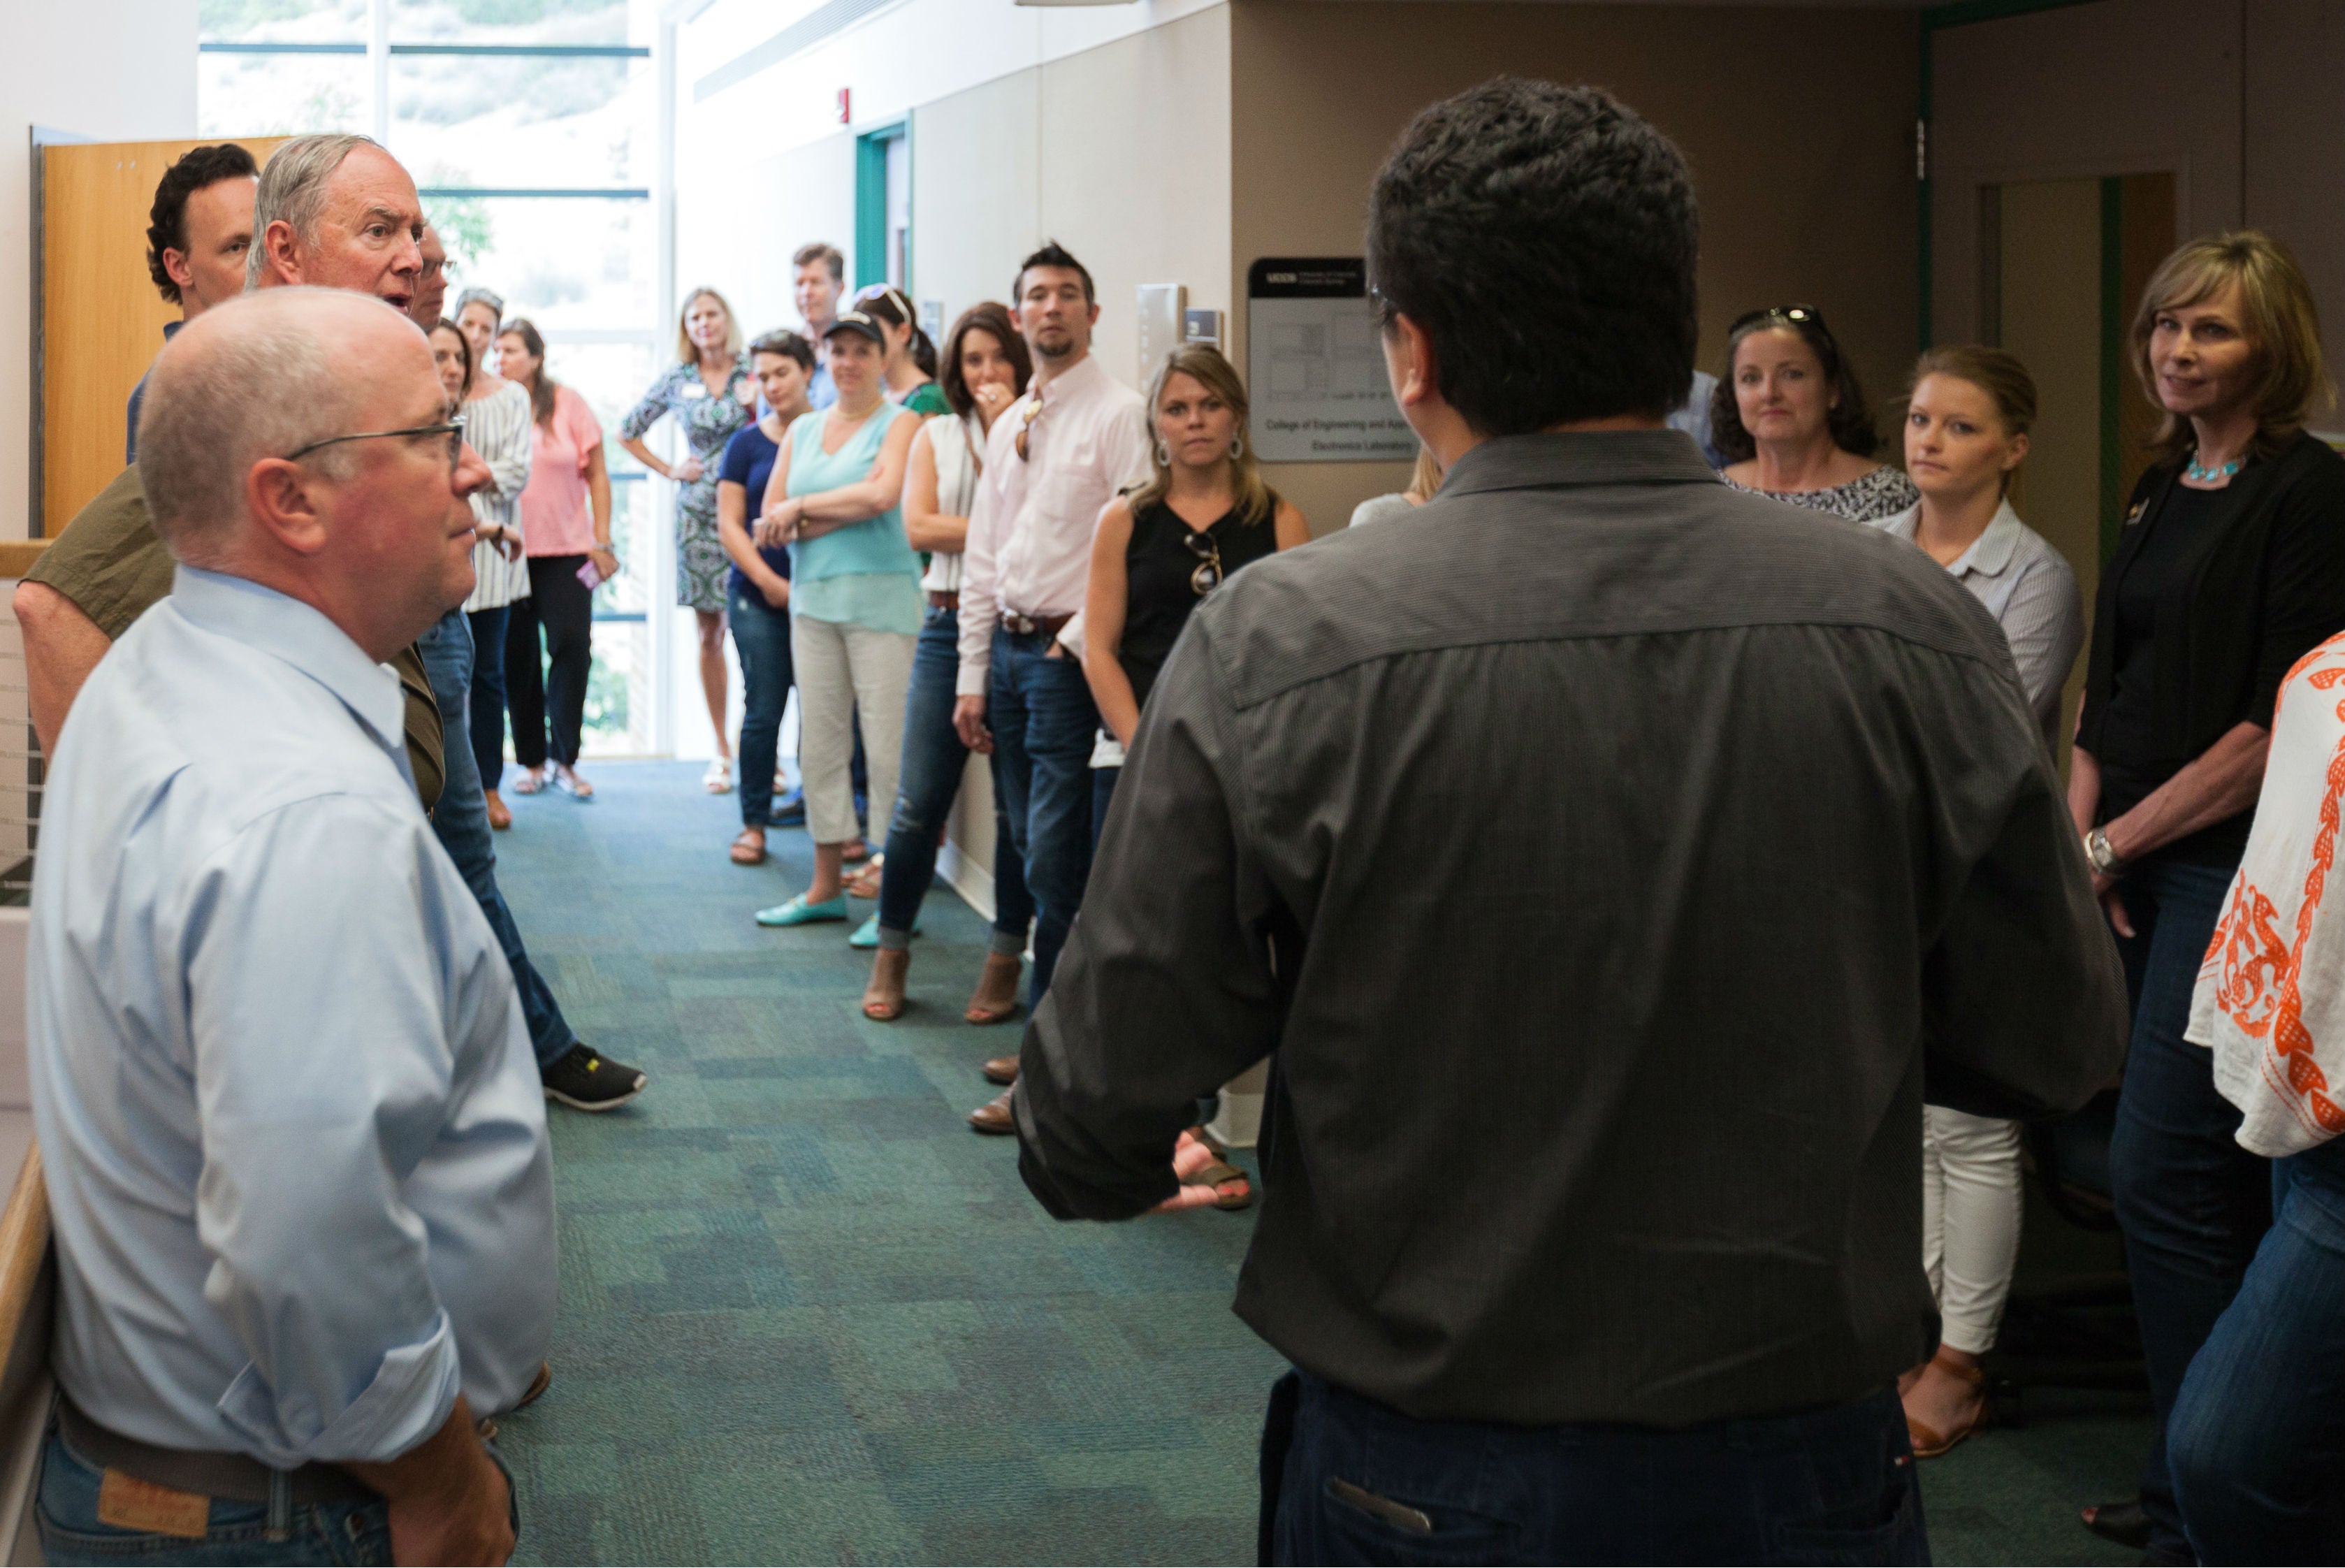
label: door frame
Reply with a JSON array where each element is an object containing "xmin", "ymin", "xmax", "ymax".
[
  {"xmin": 854, "ymin": 120, "xmax": 908, "ymax": 293},
  {"xmin": 26, "ymin": 125, "xmax": 94, "ymax": 540}
]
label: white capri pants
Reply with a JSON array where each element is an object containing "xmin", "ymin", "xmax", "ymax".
[
  {"xmin": 790, "ymin": 612, "xmax": 916, "ymax": 848},
  {"xmin": 1920, "ymin": 1103, "xmax": 2024, "ymax": 1356}
]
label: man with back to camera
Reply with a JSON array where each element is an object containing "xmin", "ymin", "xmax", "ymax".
[
  {"xmin": 29, "ymin": 286, "xmax": 547, "ymax": 1566},
  {"xmin": 956, "ymin": 240, "xmax": 1151, "ymax": 1134},
  {"xmin": 126, "ymin": 142, "xmax": 259, "ymax": 462},
  {"xmin": 794, "ymin": 242, "xmax": 845, "ymax": 409},
  {"xmin": 1012, "ymin": 79, "xmax": 2130, "ymax": 1562},
  {"xmin": 13, "ymin": 131, "xmax": 646, "ymax": 1112}
]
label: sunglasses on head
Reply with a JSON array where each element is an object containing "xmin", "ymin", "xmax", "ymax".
[
  {"xmin": 852, "ymin": 284, "xmax": 915, "ymax": 326},
  {"xmin": 1730, "ymin": 304, "xmax": 1829, "ymax": 336}
]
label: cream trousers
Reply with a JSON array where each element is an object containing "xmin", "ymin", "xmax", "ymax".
[
  {"xmin": 1920, "ymin": 1103, "xmax": 2024, "ymax": 1356},
  {"xmin": 790, "ymin": 614, "xmax": 915, "ymax": 848}
]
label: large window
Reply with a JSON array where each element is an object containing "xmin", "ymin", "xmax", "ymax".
[{"xmin": 199, "ymin": 0, "xmax": 660, "ymax": 755}]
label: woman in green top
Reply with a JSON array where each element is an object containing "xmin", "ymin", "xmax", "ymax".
[
  {"xmin": 853, "ymin": 284, "xmax": 950, "ymax": 417},
  {"xmin": 751, "ymin": 310, "xmax": 925, "ymax": 927}
]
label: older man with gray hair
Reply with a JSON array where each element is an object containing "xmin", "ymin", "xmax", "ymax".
[{"xmin": 28, "ymin": 286, "xmax": 549, "ymax": 1567}]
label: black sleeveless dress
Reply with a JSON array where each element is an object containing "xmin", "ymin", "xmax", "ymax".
[{"xmin": 1118, "ymin": 494, "xmax": 1281, "ymax": 711}]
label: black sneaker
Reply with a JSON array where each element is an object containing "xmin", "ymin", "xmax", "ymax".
[{"xmin": 542, "ymin": 1045, "xmax": 646, "ymax": 1112}]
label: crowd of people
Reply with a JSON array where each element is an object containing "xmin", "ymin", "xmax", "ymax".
[{"xmin": 13, "ymin": 70, "xmax": 2345, "ymax": 1565}]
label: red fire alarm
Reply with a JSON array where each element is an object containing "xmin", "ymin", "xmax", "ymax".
[{"xmin": 836, "ymin": 88, "xmax": 850, "ymax": 125}]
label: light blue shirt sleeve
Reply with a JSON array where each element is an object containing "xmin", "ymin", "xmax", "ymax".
[{"xmin": 191, "ymin": 793, "xmax": 503, "ymax": 1466}]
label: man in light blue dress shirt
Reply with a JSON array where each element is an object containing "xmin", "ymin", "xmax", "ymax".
[{"xmin": 28, "ymin": 288, "xmax": 552, "ymax": 1565}]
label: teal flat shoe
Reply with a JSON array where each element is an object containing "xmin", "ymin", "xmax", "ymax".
[
  {"xmin": 755, "ymin": 894, "xmax": 849, "ymax": 928},
  {"xmin": 848, "ymin": 914, "xmax": 920, "ymax": 950}
]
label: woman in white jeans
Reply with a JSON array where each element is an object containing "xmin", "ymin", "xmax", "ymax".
[
  {"xmin": 1879, "ymin": 345, "xmax": 2086, "ymax": 1457},
  {"xmin": 749, "ymin": 311, "xmax": 923, "ymax": 927}
]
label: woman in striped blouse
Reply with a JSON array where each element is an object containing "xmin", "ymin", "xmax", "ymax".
[{"xmin": 442, "ymin": 298, "xmax": 535, "ymax": 831}]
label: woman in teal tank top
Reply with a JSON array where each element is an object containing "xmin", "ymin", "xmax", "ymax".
[{"xmin": 748, "ymin": 312, "xmax": 924, "ymax": 928}]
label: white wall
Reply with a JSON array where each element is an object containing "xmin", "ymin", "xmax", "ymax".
[{"xmin": 0, "ymin": 1, "xmax": 199, "ymax": 545}]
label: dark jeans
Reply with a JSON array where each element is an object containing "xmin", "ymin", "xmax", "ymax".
[
  {"xmin": 1261, "ymin": 1371, "xmax": 1926, "ymax": 1566},
  {"xmin": 416, "ymin": 609, "xmax": 579, "ymax": 1071},
  {"xmin": 466, "ymin": 604, "xmax": 509, "ymax": 792},
  {"xmin": 729, "ymin": 581, "xmax": 794, "ymax": 830},
  {"xmin": 2170, "ymin": 1135, "xmax": 2345, "ymax": 1563},
  {"xmin": 507, "ymin": 554, "xmax": 593, "ymax": 769},
  {"xmin": 986, "ymin": 627, "xmax": 1098, "ymax": 1004},
  {"xmin": 877, "ymin": 607, "xmax": 1032, "ymax": 949},
  {"xmin": 2108, "ymin": 855, "xmax": 2270, "ymax": 1562}
]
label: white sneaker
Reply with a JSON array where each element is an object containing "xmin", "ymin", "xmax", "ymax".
[{"xmin": 704, "ymin": 757, "xmax": 734, "ymax": 794}]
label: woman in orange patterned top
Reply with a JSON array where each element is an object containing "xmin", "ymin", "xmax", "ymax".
[
  {"xmin": 2068, "ymin": 233, "xmax": 2345, "ymax": 1560},
  {"xmin": 2165, "ymin": 632, "xmax": 2345, "ymax": 1561}
]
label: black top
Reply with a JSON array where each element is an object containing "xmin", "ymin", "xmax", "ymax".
[
  {"xmin": 1012, "ymin": 429, "xmax": 2128, "ymax": 1429},
  {"xmin": 1117, "ymin": 495, "xmax": 1280, "ymax": 712},
  {"xmin": 2079, "ymin": 431, "xmax": 2345, "ymax": 866},
  {"xmin": 2095, "ymin": 483, "xmax": 2251, "ymax": 864}
]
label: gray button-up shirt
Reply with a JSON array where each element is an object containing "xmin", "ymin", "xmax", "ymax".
[
  {"xmin": 1014, "ymin": 430, "xmax": 2127, "ymax": 1429},
  {"xmin": 1878, "ymin": 500, "xmax": 2086, "ymax": 752}
]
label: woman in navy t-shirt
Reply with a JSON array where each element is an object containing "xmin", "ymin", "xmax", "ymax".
[{"xmin": 716, "ymin": 330, "xmax": 816, "ymax": 864}]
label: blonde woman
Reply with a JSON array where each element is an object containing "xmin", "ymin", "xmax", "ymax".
[
  {"xmin": 1348, "ymin": 446, "xmax": 1444, "ymax": 528},
  {"xmin": 619, "ymin": 286, "xmax": 759, "ymax": 792}
]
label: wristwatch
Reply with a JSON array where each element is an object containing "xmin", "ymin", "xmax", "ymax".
[{"xmin": 2085, "ymin": 827, "xmax": 2123, "ymax": 877}]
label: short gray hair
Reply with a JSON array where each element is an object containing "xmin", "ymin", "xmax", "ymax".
[
  {"xmin": 245, "ymin": 132, "xmax": 376, "ymax": 289},
  {"xmin": 137, "ymin": 289, "xmax": 370, "ymax": 565}
]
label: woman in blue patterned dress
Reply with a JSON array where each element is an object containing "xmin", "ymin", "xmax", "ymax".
[{"xmin": 620, "ymin": 286, "xmax": 758, "ymax": 792}]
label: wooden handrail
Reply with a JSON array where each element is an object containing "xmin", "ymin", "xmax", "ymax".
[
  {"xmin": 0, "ymin": 542, "xmax": 50, "ymax": 581},
  {"xmin": 0, "ymin": 1146, "xmax": 48, "ymax": 1365}
]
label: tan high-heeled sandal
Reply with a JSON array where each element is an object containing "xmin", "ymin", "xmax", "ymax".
[{"xmin": 1905, "ymin": 1349, "xmax": 1988, "ymax": 1459}]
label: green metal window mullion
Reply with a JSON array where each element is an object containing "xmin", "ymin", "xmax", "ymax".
[{"xmin": 2099, "ymin": 175, "xmax": 2126, "ymax": 565}]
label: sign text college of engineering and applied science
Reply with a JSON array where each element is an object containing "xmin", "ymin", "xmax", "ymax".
[{"xmin": 1245, "ymin": 258, "xmax": 1416, "ymax": 463}]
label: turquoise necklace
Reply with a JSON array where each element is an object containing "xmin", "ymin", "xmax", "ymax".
[{"xmin": 2186, "ymin": 452, "xmax": 2243, "ymax": 485}]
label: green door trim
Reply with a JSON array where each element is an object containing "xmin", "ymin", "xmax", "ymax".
[{"xmin": 854, "ymin": 121, "xmax": 908, "ymax": 292}]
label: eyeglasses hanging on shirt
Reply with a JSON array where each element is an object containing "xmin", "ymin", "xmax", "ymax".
[
  {"xmin": 1014, "ymin": 393, "xmax": 1045, "ymax": 462},
  {"xmin": 1184, "ymin": 528, "xmax": 1224, "ymax": 595}
]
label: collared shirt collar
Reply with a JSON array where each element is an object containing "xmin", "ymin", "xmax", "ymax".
[
  {"xmin": 168, "ymin": 565, "xmax": 407, "ymax": 756},
  {"xmin": 1439, "ymin": 429, "xmax": 1723, "ymax": 499},
  {"xmin": 1878, "ymin": 498, "xmax": 2024, "ymax": 579},
  {"xmin": 1031, "ymin": 351, "xmax": 1107, "ymax": 412}
]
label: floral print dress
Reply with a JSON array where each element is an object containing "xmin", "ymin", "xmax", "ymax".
[{"xmin": 620, "ymin": 358, "xmax": 755, "ymax": 613}]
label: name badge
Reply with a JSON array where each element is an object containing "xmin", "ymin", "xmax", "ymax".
[{"xmin": 683, "ymin": 383, "xmax": 709, "ymax": 399}]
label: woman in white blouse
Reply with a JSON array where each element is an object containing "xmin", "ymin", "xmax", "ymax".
[{"xmin": 440, "ymin": 299, "xmax": 534, "ymax": 831}]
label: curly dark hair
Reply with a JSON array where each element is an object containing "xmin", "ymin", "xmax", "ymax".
[
  {"xmin": 145, "ymin": 143, "xmax": 259, "ymax": 305},
  {"xmin": 1366, "ymin": 78, "xmax": 1697, "ymax": 435},
  {"xmin": 1707, "ymin": 312, "xmax": 1880, "ymax": 463}
]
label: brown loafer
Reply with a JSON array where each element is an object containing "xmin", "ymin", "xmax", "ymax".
[
  {"xmin": 484, "ymin": 790, "xmax": 511, "ymax": 831},
  {"xmin": 516, "ymin": 1360, "xmax": 552, "ymax": 1409},
  {"xmin": 982, "ymin": 1055, "xmax": 1018, "ymax": 1086},
  {"xmin": 967, "ymin": 1087, "xmax": 1015, "ymax": 1135}
]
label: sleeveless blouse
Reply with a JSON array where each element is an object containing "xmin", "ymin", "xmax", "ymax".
[
  {"xmin": 784, "ymin": 402, "xmax": 922, "ymax": 633},
  {"xmin": 1119, "ymin": 494, "xmax": 1280, "ymax": 710}
]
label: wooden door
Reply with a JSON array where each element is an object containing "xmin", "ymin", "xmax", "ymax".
[{"xmin": 38, "ymin": 137, "xmax": 288, "ymax": 537}]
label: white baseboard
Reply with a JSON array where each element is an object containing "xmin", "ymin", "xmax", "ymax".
[{"xmin": 937, "ymin": 839, "xmax": 996, "ymax": 925}]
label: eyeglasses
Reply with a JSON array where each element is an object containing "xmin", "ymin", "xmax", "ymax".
[
  {"xmin": 1014, "ymin": 394, "xmax": 1045, "ymax": 463},
  {"xmin": 1184, "ymin": 528, "xmax": 1224, "ymax": 596},
  {"xmin": 1729, "ymin": 304, "xmax": 1827, "ymax": 335},
  {"xmin": 286, "ymin": 415, "xmax": 467, "ymax": 469}
]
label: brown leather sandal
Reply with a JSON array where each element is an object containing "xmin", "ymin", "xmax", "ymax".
[
  {"xmin": 729, "ymin": 828, "xmax": 767, "ymax": 866},
  {"xmin": 1905, "ymin": 1350, "xmax": 1988, "ymax": 1459},
  {"xmin": 1182, "ymin": 1126, "xmax": 1256, "ymax": 1211}
]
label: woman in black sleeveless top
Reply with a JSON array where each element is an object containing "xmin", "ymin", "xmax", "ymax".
[{"xmin": 1081, "ymin": 344, "xmax": 1309, "ymax": 835}]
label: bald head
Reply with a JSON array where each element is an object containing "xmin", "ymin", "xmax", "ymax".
[{"xmin": 249, "ymin": 135, "xmax": 425, "ymax": 314}]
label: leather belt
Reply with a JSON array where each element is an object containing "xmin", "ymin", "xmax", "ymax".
[
  {"xmin": 927, "ymin": 590, "xmax": 960, "ymax": 611},
  {"xmin": 57, "ymin": 1395, "xmax": 380, "ymax": 1508},
  {"xmin": 1002, "ymin": 611, "xmax": 1071, "ymax": 641}
]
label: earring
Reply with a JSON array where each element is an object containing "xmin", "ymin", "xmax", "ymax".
[
  {"xmin": 1156, "ymin": 441, "xmax": 1172, "ymax": 466},
  {"xmin": 1229, "ymin": 437, "xmax": 1244, "ymax": 460}
]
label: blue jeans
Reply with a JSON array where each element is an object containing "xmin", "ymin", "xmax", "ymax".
[
  {"xmin": 465, "ymin": 605, "xmax": 509, "ymax": 792},
  {"xmin": 985, "ymin": 627, "xmax": 1097, "ymax": 1005},
  {"xmin": 1262, "ymin": 1372, "xmax": 1926, "ymax": 1565},
  {"xmin": 416, "ymin": 610, "xmax": 579, "ymax": 1071},
  {"xmin": 36, "ymin": 1423, "xmax": 389, "ymax": 1565},
  {"xmin": 2170, "ymin": 1135, "xmax": 2345, "ymax": 1563},
  {"xmin": 728, "ymin": 582, "xmax": 794, "ymax": 830},
  {"xmin": 876, "ymin": 607, "xmax": 1032, "ymax": 950},
  {"xmin": 2107, "ymin": 855, "xmax": 2270, "ymax": 1562}
]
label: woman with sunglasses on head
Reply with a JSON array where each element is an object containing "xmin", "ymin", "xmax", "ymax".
[
  {"xmin": 498, "ymin": 318, "xmax": 616, "ymax": 802},
  {"xmin": 1713, "ymin": 305, "xmax": 1917, "ymax": 523},
  {"xmin": 860, "ymin": 304, "xmax": 1040, "ymax": 1023},
  {"xmin": 750, "ymin": 310, "xmax": 925, "ymax": 929},
  {"xmin": 852, "ymin": 285, "xmax": 950, "ymax": 419},
  {"xmin": 433, "ymin": 310, "xmax": 535, "ymax": 831},
  {"xmin": 619, "ymin": 286, "xmax": 760, "ymax": 796}
]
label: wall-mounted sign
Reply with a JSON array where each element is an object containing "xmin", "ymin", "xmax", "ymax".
[{"xmin": 1245, "ymin": 257, "xmax": 1414, "ymax": 463}]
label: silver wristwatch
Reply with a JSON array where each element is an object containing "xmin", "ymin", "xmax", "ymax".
[{"xmin": 2085, "ymin": 827, "xmax": 2123, "ymax": 876}]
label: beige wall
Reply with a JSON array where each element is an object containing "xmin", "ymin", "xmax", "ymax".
[
  {"xmin": 1230, "ymin": 1, "xmax": 1920, "ymax": 533},
  {"xmin": 1, "ymin": 0, "xmax": 198, "ymax": 544},
  {"xmin": 678, "ymin": 133, "xmax": 857, "ymax": 345}
]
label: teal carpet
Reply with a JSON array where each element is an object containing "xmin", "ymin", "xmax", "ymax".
[{"xmin": 490, "ymin": 761, "xmax": 2156, "ymax": 1565}]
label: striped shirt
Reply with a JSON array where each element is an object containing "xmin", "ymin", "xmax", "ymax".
[{"xmin": 463, "ymin": 379, "xmax": 534, "ymax": 612}]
